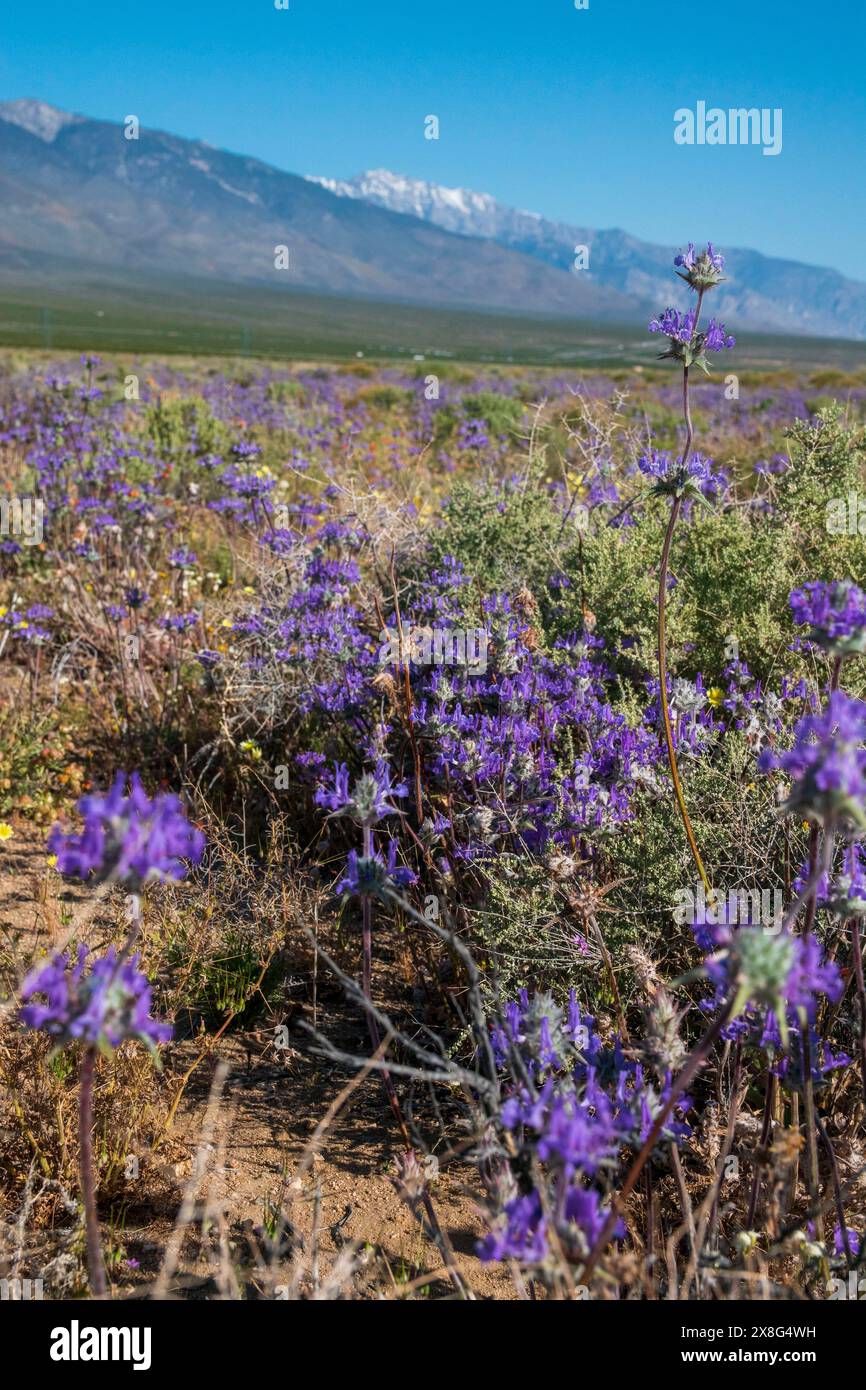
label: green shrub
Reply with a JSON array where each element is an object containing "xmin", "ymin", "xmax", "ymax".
[{"xmin": 460, "ymin": 390, "xmax": 526, "ymax": 438}]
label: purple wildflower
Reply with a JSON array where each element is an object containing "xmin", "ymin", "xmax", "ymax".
[
  {"xmin": 20, "ymin": 945, "xmax": 171, "ymax": 1054},
  {"xmin": 826, "ymin": 843, "xmax": 866, "ymax": 916},
  {"xmin": 478, "ymin": 1191, "xmax": 548, "ymax": 1263},
  {"xmin": 334, "ymin": 841, "xmax": 417, "ymax": 898},
  {"xmin": 158, "ymin": 611, "xmax": 200, "ymax": 633},
  {"xmin": 562, "ymin": 1187, "xmax": 625, "ymax": 1252},
  {"xmin": 638, "ymin": 449, "xmax": 724, "ymax": 500},
  {"xmin": 834, "ymin": 1226, "xmax": 861, "ymax": 1258},
  {"xmin": 674, "ymin": 242, "xmax": 725, "ymax": 292},
  {"xmin": 47, "ymin": 772, "xmax": 205, "ymax": 892},
  {"xmin": 699, "ymin": 922, "xmax": 842, "ymax": 1047},
  {"xmin": 790, "ymin": 581, "xmax": 866, "ymax": 658},
  {"xmin": 478, "ymin": 1185, "xmax": 623, "ymax": 1265},
  {"xmin": 702, "ymin": 319, "xmax": 736, "ymax": 351},
  {"xmin": 168, "ymin": 546, "xmax": 198, "ymax": 568},
  {"xmin": 759, "ymin": 690, "xmax": 866, "ymax": 832},
  {"xmin": 315, "ymin": 761, "xmax": 407, "ymax": 826},
  {"xmin": 648, "ymin": 307, "xmax": 696, "ymax": 345}
]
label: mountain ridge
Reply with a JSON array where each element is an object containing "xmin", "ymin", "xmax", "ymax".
[
  {"xmin": 306, "ymin": 168, "xmax": 866, "ymax": 341},
  {"xmin": 0, "ymin": 100, "xmax": 863, "ymax": 340},
  {"xmin": 0, "ymin": 99, "xmax": 639, "ymax": 323}
]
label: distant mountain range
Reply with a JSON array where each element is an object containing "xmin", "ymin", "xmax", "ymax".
[
  {"xmin": 308, "ymin": 169, "xmax": 866, "ymax": 341},
  {"xmin": 0, "ymin": 99, "xmax": 636, "ymax": 323},
  {"xmin": 0, "ymin": 99, "xmax": 863, "ymax": 340}
]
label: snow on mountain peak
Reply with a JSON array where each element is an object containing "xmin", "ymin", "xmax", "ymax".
[
  {"xmin": 305, "ymin": 168, "xmax": 506, "ymax": 234},
  {"xmin": 0, "ymin": 99, "xmax": 84, "ymax": 142}
]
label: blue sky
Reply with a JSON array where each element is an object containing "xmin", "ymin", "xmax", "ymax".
[{"xmin": 1, "ymin": 0, "xmax": 863, "ymax": 278}]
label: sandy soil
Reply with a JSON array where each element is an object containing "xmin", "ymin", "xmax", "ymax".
[{"xmin": 0, "ymin": 820, "xmax": 515, "ymax": 1300}]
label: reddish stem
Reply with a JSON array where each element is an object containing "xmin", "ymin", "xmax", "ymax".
[{"xmin": 79, "ymin": 1047, "xmax": 107, "ymax": 1297}]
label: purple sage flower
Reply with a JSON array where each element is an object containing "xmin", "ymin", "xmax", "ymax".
[
  {"xmin": 48, "ymin": 772, "xmax": 205, "ymax": 892},
  {"xmin": 648, "ymin": 307, "xmax": 696, "ymax": 345},
  {"xmin": 790, "ymin": 581, "xmax": 866, "ymax": 658},
  {"xmin": 759, "ymin": 691, "xmax": 866, "ymax": 833},
  {"xmin": 315, "ymin": 761, "xmax": 407, "ymax": 826},
  {"xmin": 20, "ymin": 945, "xmax": 171, "ymax": 1054},
  {"xmin": 675, "ymin": 242, "xmax": 725, "ymax": 291},
  {"xmin": 638, "ymin": 449, "xmax": 724, "ymax": 501}
]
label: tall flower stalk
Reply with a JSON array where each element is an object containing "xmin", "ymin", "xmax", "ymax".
[
  {"xmin": 658, "ymin": 492, "xmax": 712, "ymax": 897},
  {"xmin": 77, "ymin": 1047, "xmax": 106, "ymax": 1296},
  {"xmin": 645, "ymin": 244, "xmax": 735, "ymax": 899},
  {"xmin": 18, "ymin": 772, "xmax": 202, "ymax": 1296},
  {"xmin": 20, "ymin": 945, "xmax": 171, "ymax": 1295},
  {"xmin": 316, "ymin": 764, "xmax": 410, "ymax": 1112}
]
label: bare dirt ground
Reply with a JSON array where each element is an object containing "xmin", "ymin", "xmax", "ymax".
[{"xmin": 0, "ymin": 822, "xmax": 514, "ymax": 1300}]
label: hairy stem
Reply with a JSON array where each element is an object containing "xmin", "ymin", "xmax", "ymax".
[
  {"xmin": 706, "ymin": 1041, "xmax": 743, "ymax": 1249},
  {"xmin": 656, "ymin": 289, "xmax": 716, "ymax": 900},
  {"xmin": 799, "ymin": 1008, "xmax": 824, "ymax": 1247},
  {"xmin": 746, "ymin": 1072, "xmax": 775, "ymax": 1229},
  {"xmin": 79, "ymin": 1047, "xmax": 107, "ymax": 1297},
  {"xmin": 658, "ymin": 497, "xmax": 714, "ymax": 899},
  {"xmin": 851, "ymin": 917, "xmax": 866, "ymax": 1117}
]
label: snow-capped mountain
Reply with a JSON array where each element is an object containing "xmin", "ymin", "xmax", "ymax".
[
  {"xmin": 307, "ymin": 168, "xmax": 866, "ymax": 341},
  {"xmin": 0, "ymin": 101, "xmax": 636, "ymax": 320},
  {"xmin": 0, "ymin": 97, "xmax": 84, "ymax": 142},
  {"xmin": 0, "ymin": 101, "xmax": 863, "ymax": 340},
  {"xmin": 307, "ymin": 169, "xmax": 530, "ymax": 239}
]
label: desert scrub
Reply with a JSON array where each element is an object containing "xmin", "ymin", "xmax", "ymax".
[
  {"xmin": 425, "ymin": 468, "xmax": 566, "ymax": 593},
  {"xmin": 600, "ymin": 732, "xmax": 797, "ymax": 988},
  {"xmin": 144, "ymin": 394, "xmax": 235, "ymax": 468},
  {"xmin": 467, "ymin": 858, "xmax": 595, "ymax": 1004},
  {"xmin": 264, "ymin": 378, "xmax": 308, "ymax": 404},
  {"xmin": 774, "ymin": 406, "xmax": 866, "ymax": 576},
  {"xmin": 157, "ymin": 814, "xmax": 317, "ymax": 1035},
  {"xmin": 350, "ymin": 382, "xmax": 412, "ymax": 411},
  {"xmin": 671, "ymin": 504, "xmax": 797, "ymax": 677},
  {"xmin": 557, "ymin": 415, "xmax": 866, "ymax": 686},
  {"xmin": 164, "ymin": 920, "xmax": 290, "ymax": 1034},
  {"xmin": 459, "ymin": 390, "xmax": 526, "ymax": 439},
  {"xmin": 562, "ymin": 503, "xmax": 668, "ymax": 673},
  {"xmin": 0, "ymin": 1026, "xmax": 173, "ymax": 1214}
]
